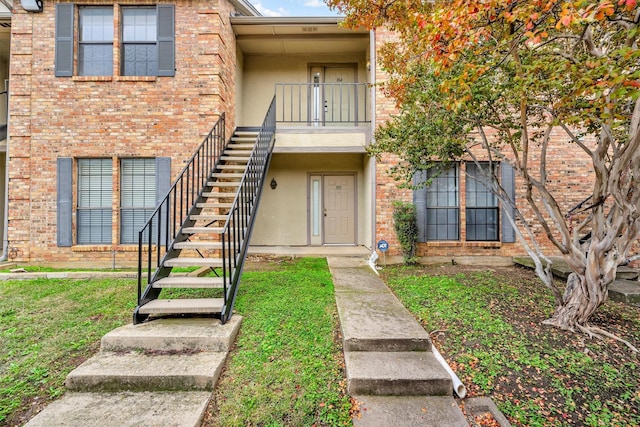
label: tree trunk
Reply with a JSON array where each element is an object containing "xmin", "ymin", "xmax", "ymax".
[{"xmin": 542, "ymin": 270, "xmax": 611, "ymax": 330}]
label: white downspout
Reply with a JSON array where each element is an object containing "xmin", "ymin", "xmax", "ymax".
[
  {"xmin": 369, "ymin": 28, "xmax": 377, "ymax": 252},
  {"xmin": 432, "ymin": 344, "xmax": 467, "ymax": 398}
]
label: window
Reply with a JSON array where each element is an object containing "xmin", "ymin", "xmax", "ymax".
[
  {"xmin": 122, "ymin": 7, "xmax": 158, "ymax": 76},
  {"xmin": 120, "ymin": 159, "xmax": 156, "ymax": 244},
  {"xmin": 79, "ymin": 7, "xmax": 114, "ymax": 76},
  {"xmin": 77, "ymin": 159, "xmax": 113, "ymax": 244},
  {"xmin": 466, "ymin": 162, "xmax": 499, "ymax": 241},
  {"xmin": 425, "ymin": 166, "xmax": 459, "ymax": 240},
  {"xmin": 414, "ymin": 162, "xmax": 516, "ymax": 243},
  {"xmin": 55, "ymin": 4, "xmax": 175, "ymax": 77}
]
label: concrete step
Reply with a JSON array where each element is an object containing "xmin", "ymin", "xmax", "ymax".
[
  {"xmin": 196, "ymin": 202, "xmax": 233, "ymax": 209},
  {"xmin": 188, "ymin": 214, "xmax": 227, "ymax": 221},
  {"xmin": 216, "ymin": 164, "xmax": 247, "ymax": 171},
  {"xmin": 165, "ymin": 257, "xmax": 223, "ymax": 268},
  {"xmin": 220, "ymin": 156, "xmax": 249, "ymax": 163},
  {"xmin": 23, "ymin": 391, "xmax": 212, "ymax": 427},
  {"xmin": 65, "ymin": 351, "xmax": 226, "ymax": 392},
  {"xmin": 182, "ymin": 227, "xmax": 224, "ymax": 234},
  {"xmin": 334, "ymin": 287, "xmax": 432, "ymax": 351},
  {"xmin": 211, "ymin": 173, "xmax": 245, "ymax": 178},
  {"xmin": 344, "ymin": 351, "xmax": 452, "ymax": 396},
  {"xmin": 226, "ymin": 143, "xmax": 254, "ymax": 150},
  {"xmin": 352, "ymin": 396, "xmax": 469, "ymax": 427},
  {"xmin": 100, "ymin": 317, "xmax": 241, "ymax": 353},
  {"xmin": 223, "ymin": 150, "xmax": 252, "ymax": 157},
  {"xmin": 513, "ymin": 256, "xmax": 639, "ymax": 280},
  {"xmin": 206, "ymin": 181, "xmax": 241, "ymax": 187},
  {"xmin": 173, "ymin": 241, "xmax": 224, "ymax": 250},
  {"xmin": 137, "ymin": 298, "xmax": 224, "ymax": 315},
  {"xmin": 152, "ymin": 276, "xmax": 224, "ymax": 289},
  {"xmin": 609, "ymin": 280, "xmax": 640, "ymax": 304}
]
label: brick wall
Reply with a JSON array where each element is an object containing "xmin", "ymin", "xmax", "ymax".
[
  {"xmin": 8, "ymin": 0, "xmax": 239, "ymax": 264},
  {"xmin": 372, "ymin": 28, "xmax": 596, "ymax": 260}
]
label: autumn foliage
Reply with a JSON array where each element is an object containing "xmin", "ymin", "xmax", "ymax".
[{"xmin": 329, "ymin": 0, "xmax": 640, "ymax": 336}]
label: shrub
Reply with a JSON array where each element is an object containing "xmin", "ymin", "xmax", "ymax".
[{"xmin": 393, "ymin": 201, "xmax": 419, "ymax": 265}]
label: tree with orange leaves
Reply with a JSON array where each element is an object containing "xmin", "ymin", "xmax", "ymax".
[{"xmin": 329, "ymin": 0, "xmax": 640, "ymax": 345}]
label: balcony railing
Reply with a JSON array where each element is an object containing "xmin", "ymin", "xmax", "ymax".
[{"xmin": 275, "ymin": 83, "xmax": 370, "ymax": 126}]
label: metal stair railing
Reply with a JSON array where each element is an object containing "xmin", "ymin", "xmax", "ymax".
[
  {"xmin": 136, "ymin": 114, "xmax": 226, "ymax": 312},
  {"xmin": 220, "ymin": 96, "xmax": 276, "ymax": 323}
]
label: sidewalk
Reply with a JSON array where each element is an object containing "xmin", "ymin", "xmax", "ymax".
[{"xmin": 327, "ymin": 256, "xmax": 511, "ymax": 427}]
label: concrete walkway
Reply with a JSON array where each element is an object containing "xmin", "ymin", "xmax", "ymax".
[{"xmin": 328, "ymin": 256, "xmax": 511, "ymax": 427}]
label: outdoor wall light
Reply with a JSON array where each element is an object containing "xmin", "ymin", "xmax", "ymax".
[
  {"xmin": 270, "ymin": 178, "xmax": 277, "ymax": 190},
  {"xmin": 20, "ymin": 0, "xmax": 43, "ymax": 12}
]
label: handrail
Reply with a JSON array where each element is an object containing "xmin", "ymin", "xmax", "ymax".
[
  {"xmin": 275, "ymin": 82, "xmax": 370, "ymax": 126},
  {"xmin": 219, "ymin": 96, "xmax": 276, "ymax": 322},
  {"xmin": 137, "ymin": 114, "xmax": 226, "ymax": 307}
]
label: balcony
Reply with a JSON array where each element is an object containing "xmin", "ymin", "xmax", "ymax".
[{"xmin": 275, "ymin": 82, "xmax": 370, "ymax": 127}]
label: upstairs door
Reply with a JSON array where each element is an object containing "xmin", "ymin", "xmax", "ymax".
[
  {"xmin": 309, "ymin": 65, "xmax": 357, "ymax": 125},
  {"xmin": 323, "ymin": 175, "xmax": 355, "ymax": 245}
]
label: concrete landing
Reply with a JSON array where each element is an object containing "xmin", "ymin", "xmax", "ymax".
[{"xmin": 24, "ymin": 317, "xmax": 241, "ymax": 426}]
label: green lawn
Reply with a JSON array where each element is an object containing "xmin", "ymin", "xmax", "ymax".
[
  {"xmin": 0, "ymin": 258, "xmax": 352, "ymax": 426},
  {"xmin": 0, "ymin": 277, "xmax": 137, "ymax": 425},
  {"xmin": 382, "ymin": 265, "xmax": 640, "ymax": 427}
]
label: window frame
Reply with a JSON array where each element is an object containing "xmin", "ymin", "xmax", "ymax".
[
  {"xmin": 76, "ymin": 158, "xmax": 113, "ymax": 245},
  {"xmin": 121, "ymin": 6, "xmax": 158, "ymax": 77},
  {"xmin": 54, "ymin": 3, "xmax": 175, "ymax": 78},
  {"xmin": 119, "ymin": 158, "xmax": 157, "ymax": 244},
  {"xmin": 78, "ymin": 6, "xmax": 115, "ymax": 77},
  {"xmin": 465, "ymin": 162, "xmax": 500, "ymax": 242}
]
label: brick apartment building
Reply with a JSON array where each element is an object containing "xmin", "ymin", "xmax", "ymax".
[{"xmin": 2, "ymin": 0, "xmax": 594, "ymax": 266}]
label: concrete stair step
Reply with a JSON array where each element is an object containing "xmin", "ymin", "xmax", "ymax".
[
  {"xmin": 220, "ymin": 156, "xmax": 249, "ymax": 163},
  {"xmin": 223, "ymin": 150, "xmax": 252, "ymax": 156},
  {"xmin": 211, "ymin": 173, "xmax": 244, "ymax": 178},
  {"xmin": 173, "ymin": 241, "xmax": 224, "ymax": 250},
  {"xmin": 335, "ymin": 290, "xmax": 433, "ymax": 352},
  {"xmin": 152, "ymin": 276, "xmax": 225, "ymax": 289},
  {"xmin": 216, "ymin": 164, "xmax": 247, "ymax": 171},
  {"xmin": 100, "ymin": 317, "xmax": 241, "ymax": 353},
  {"xmin": 164, "ymin": 257, "xmax": 223, "ymax": 267},
  {"xmin": 137, "ymin": 298, "xmax": 224, "ymax": 315},
  {"xmin": 352, "ymin": 395, "xmax": 469, "ymax": 427},
  {"xmin": 196, "ymin": 202, "xmax": 233, "ymax": 209},
  {"xmin": 609, "ymin": 279, "xmax": 640, "ymax": 303},
  {"xmin": 23, "ymin": 391, "xmax": 212, "ymax": 427},
  {"xmin": 514, "ymin": 256, "xmax": 639, "ymax": 280},
  {"xmin": 226, "ymin": 143, "xmax": 254, "ymax": 149},
  {"xmin": 65, "ymin": 351, "xmax": 226, "ymax": 392},
  {"xmin": 207, "ymin": 181, "xmax": 241, "ymax": 187},
  {"xmin": 188, "ymin": 214, "xmax": 227, "ymax": 221},
  {"xmin": 182, "ymin": 227, "xmax": 224, "ymax": 234},
  {"xmin": 344, "ymin": 351, "xmax": 452, "ymax": 396}
]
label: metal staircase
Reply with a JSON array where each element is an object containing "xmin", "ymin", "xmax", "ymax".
[{"xmin": 134, "ymin": 98, "xmax": 276, "ymax": 324}]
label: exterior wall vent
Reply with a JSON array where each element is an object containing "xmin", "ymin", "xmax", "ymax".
[{"xmin": 301, "ymin": 26, "xmax": 318, "ymax": 32}]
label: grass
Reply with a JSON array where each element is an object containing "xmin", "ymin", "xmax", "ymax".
[
  {"xmin": 0, "ymin": 278, "xmax": 137, "ymax": 425},
  {"xmin": 381, "ymin": 265, "xmax": 640, "ymax": 427},
  {"xmin": 1, "ymin": 258, "xmax": 352, "ymax": 426},
  {"xmin": 204, "ymin": 257, "xmax": 352, "ymax": 426}
]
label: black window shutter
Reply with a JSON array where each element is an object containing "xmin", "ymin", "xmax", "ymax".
[
  {"xmin": 500, "ymin": 162, "xmax": 516, "ymax": 243},
  {"xmin": 55, "ymin": 4, "xmax": 74, "ymax": 77},
  {"xmin": 413, "ymin": 171, "xmax": 428, "ymax": 243},
  {"xmin": 155, "ymin": 157, "xmax": 171, "ymax": 203},
  {"xmin": 156, "ymin": 5, "xmax": 175, "ymax": 77},
  {"xmin": 155, "ymin": 157, "xmax": 171, "ymax": 243},
  {"xmin": 57, "ymin": 158, "xmax": 73, "ymax": 246}
]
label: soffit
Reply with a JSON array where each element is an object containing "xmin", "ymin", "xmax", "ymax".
[{"xmin": 232, "ymin": 17, "xmax": 369, "ymax": 55}]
